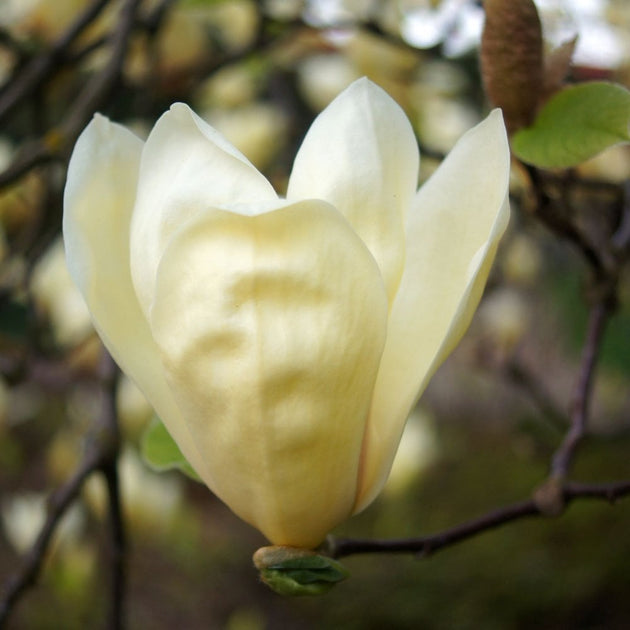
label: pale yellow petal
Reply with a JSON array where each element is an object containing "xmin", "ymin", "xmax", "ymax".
[
  {"xmin": 130, "ymin": 103, "xmax": 278, "ymax": 318},
  {"xmin": 354, "ymin": 110, "xmax": 511, "ymax": 512},
  {"xmin": 286, "ymin": 78, "xmax": 418, "ymax": 303},
  {"xmin": 149, "ymin": 199, "xmax": 389, "ymax": 548},
  {"xmin": 63, "ymin": 114, "xmax": 207, "ymax": 478}
]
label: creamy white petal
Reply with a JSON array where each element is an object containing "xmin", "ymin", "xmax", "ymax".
[
  {"xmin": 130, "ymin": 103, "xmax": 278, "ymax": 318},
  {"xmin": 149, "ymin": 199, "xmax": 389, "ymax": 548},
  {"xmin": 286, "ymin": 78, "xmax": 418, "ymax": 303},
  {"xmin": 63, "ymin": 114, "xmax": 208, "ymax": 479},
  {"xmin": 354, "ymin": 110, "xmax": 511, "ymax": 511}
]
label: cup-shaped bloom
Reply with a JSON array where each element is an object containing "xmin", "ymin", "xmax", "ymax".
[{"xmin": 63, "ymin": 78, "xmax": 510, "ymax": 549}]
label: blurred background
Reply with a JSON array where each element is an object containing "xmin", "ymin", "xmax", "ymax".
[{"xmin": 0, "ymin": 0, "xmax": 629, "ymax": 628}]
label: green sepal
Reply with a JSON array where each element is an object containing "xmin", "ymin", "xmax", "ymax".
[
  {"xmin": 140, "ymin": 415, "xmax": 201, "ymax": 482},
  {"xmin": 254, "ymin": 547, "xmax": 349, "ymax": 596},
  {"xmin": 512, "ymin": 81, "xmax": 630, "ymax": 168}
]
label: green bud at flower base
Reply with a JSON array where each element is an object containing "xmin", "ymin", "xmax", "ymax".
[
  {"xmin": 63, "ymin": 79, "xmax": 510, "ymax": 555},
  {"xmin": 253, "ymin": 546, "xmax": 350, "ymax": 596}
]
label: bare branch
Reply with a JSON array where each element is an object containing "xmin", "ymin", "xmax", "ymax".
[
  {"xmin": 328, "ymin": 480, "xmax": 630, "ymax": 559},
  {"xmin": 503, "ymin": 357, "xmax": 567, "ymax": 430},
  {"xmin": 99, "ymin": 355, "xmax": 126, "ymax": 630},
  {"xmin": 0, "ymin": 0, "xmax": 111, "ymax": 123},
  {"xmin": 611, "ymin": 179, "xmax": 630, "ymax": 254},
  {"xmin": 0, "ymin": 354, "xmax": 123, "ymax": 627},
  {"xmin": 0, "ymin": 455, "xmax": 97, "ymax": 624},
  {"xmin": 525, "ymin": 165, "xmax": 605, "ymax": 273},
  {"xmin": 550, "ymin": 299, "xmax": 612, "ymax": 478},
  {"xmin": 0, "ymin": 0, "xmax": 142, "ymax": 191}
]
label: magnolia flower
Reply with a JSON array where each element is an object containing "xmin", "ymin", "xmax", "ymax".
[{"xmin": 64, "ymin": 78, "xmax": 510, "ymax": 549}]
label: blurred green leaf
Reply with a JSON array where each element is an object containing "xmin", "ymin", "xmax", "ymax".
[
  {"xmin": 512, "ymin": 82, "xmax": 630, "ymax": 168},
  {"xmin": 140, "ymin": 416, "xmax": 201, "ymax": 481}
]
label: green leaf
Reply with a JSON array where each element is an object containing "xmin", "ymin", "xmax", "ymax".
[
  {"xmin": 512, "ymin": 82, "xmax": 630, "ymax": 168},
  {"xmin": 140, "ymin": 416, "xmax": 201, "ymax": 481}
]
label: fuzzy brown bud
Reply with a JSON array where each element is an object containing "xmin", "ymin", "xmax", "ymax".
[{"xmin": 481, "ymin": 0, "xmax": 544, "ymax": 133}]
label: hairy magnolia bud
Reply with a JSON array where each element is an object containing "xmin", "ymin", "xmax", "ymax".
[{"xmin": 481, "ymin": 0, "xmax": 544, "ymax": 133}]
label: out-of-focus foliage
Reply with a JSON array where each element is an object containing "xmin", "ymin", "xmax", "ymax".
[
  {"xmin": 141, "ymin": 416, "xmax": 200, "ymax": 480},
  {"xmin": 512, "ymin": 81, "xmax": 630, "ymax": 167}
]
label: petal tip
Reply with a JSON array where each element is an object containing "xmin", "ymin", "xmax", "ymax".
[
  {"xmin": 169, "ymin": 102, "xmax": 192, "ymax": 117},
  {"xmin": 483, "ymin": 108, "xmax": 509, "ymax": 142},
  {"xmin": 88, "ymin": 113, "xmax": 114, "ymax": 138}
]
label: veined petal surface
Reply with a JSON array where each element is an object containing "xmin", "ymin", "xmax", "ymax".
[
  {"xmin": 130, "ymin": 103, "xmax": 278, "ymax": 318},
  {"xmin": 63, "ymin": 114, "xmax": 208, "ymax": 479},
  {"xmin": 149, "ymin": 199, "xmax": 389, "ymax": 548},
  {"xmin": 355, "ymin": 109, "xmax": 511, "ymax": 511},
  {"xmin": 286, "ymin": 78, "xmax": 418, "ymax": 303}
]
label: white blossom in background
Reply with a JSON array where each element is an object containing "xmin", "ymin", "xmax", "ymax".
[
  {"xmin": 383, "ymin": 407, "xmax": 439, "ymax": 497},
  {"xmin": 1, "ymin": 493, "xmax": 84, "ymax": 554},
  {"xmin": 202, "ymin": 103, "xmax": 289, "ymax": 171},
  {"xmin": 536, "ymin": 0, "xmax": 627, "ymax": 69},
  {"xmin": 116, "ymin": 374, "xmax": 154, "ymax": 439},
  {"xmin": 296, "ymin": 54, "xmax": 361, "ymax": 111},
  {"xmin": 84, "ymin": 448, "xmax": 183, "ymax": 535},
  {"xmin": 31, "ymin": 237, "xmax": 93, "ymax": 348}
]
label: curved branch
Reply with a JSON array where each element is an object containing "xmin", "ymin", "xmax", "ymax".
[
  {"xmin": 0, "ymin": 0, "xmax": 111, "ymax": 123},
  {"xmin": 328, "ymin": 480, "xmax": 630, "ymax": 559},
  {"xmin": 0, "ymin": 0, "xmax": 142, "ymax": 191},
  {"xmin": 0, "ymin": 354, "xmax": 122, "ymax": 628},
  {"xmin": 0, "ymin": 433, "xmax": 106, "ymax": 625},
  {"xmin": 551, "ymin": 298, "xmax": 612, "ymax": 478}
]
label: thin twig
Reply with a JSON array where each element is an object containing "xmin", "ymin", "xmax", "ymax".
[
  {"xmin": 0, "ymin": 0, "xmax": 141, "ymax": 191},
  {"xmin": 328, "ymin": 480, "xmax": 630, "ymax": 559},
  {"xmin": 0, "ymin": 354, "xmax": 123, "ymax": 628},
  {"xmin": 550, "ymin": 298, "xmax": 611, "ymax": 478},
  {"xmin": 611, "ymin": 180, "xmax": 630, "ymax": 254},
  {"xmin": 104, "ymin": 462, "xmax": 126, "ymax": 630},
  {"xmin": 503, "ymin": 357, "xmax": 567, "ymax": 430},
  {"xmin": 0, "ymin": 0, "xmax": 111, "ymax": 122},
  {"xmin": 99, "ymin": 355, "xmax": 126, "ymax": 630},
  {"xmin": 526, "ymin": 165, "xmax": 605, "ymax": 273},
  {"xmin": 63, "ymin": 0, "xmax": 141, "ymax": 139},
  {"xmin": 0, "ymin": 420, "xmax": 107, "ymax": 625}
]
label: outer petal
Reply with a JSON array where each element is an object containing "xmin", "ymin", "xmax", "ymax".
[
  {"xmin": 354, "ymin": 110, "xmax": 511, "ymax": 511},
  {"xmin": 286, "ymin": 78, "xmax": 419, "ymax": 303},
  {"xmin": 63, "ymin": 114, "xmax": 208, "ymax": 479},
  {"xmin": 149, "ymin": 199, "xmax": 389, "ymax": 548},
  {"xmin": 130, "ymin": 103, "xmax": 278, "ymax": 318}
]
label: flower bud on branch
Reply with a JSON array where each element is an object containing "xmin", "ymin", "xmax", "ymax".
[{"xmin": 481, "ymin": 0, "xmax": 544, "ymax": 133}]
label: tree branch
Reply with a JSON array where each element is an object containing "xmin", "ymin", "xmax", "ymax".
[
  {"xmin": 0, "ymin": 353, "xmax": 123, "ymax": 628},
  {"xmin": 502, "ymin": 357, "xmax": 567, "ymax": 430},
  {"xmin": 0, "ymin": 449, "xmax": 102, "ymax": 625},
  {"xmin": 99, "ymin": 356, "xmax": 126, "ymax": 630},
  {"xmin": 550, "ymin": 298, "xmax": 612, "ymax": 479},
  {"xmin": 328, "ymin": 480, "xmax": 630, "ymax": 559},
  {"xmin": 0, "ymin": 0, "xmax": 111, "ymax": 123},
  {"xmin": 0, "ymin": 0, "xmax": 142, "ymax": 191},
  {"xmin": 328, "ymin": 164, "xmax": 629, "ymax": 563}
]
